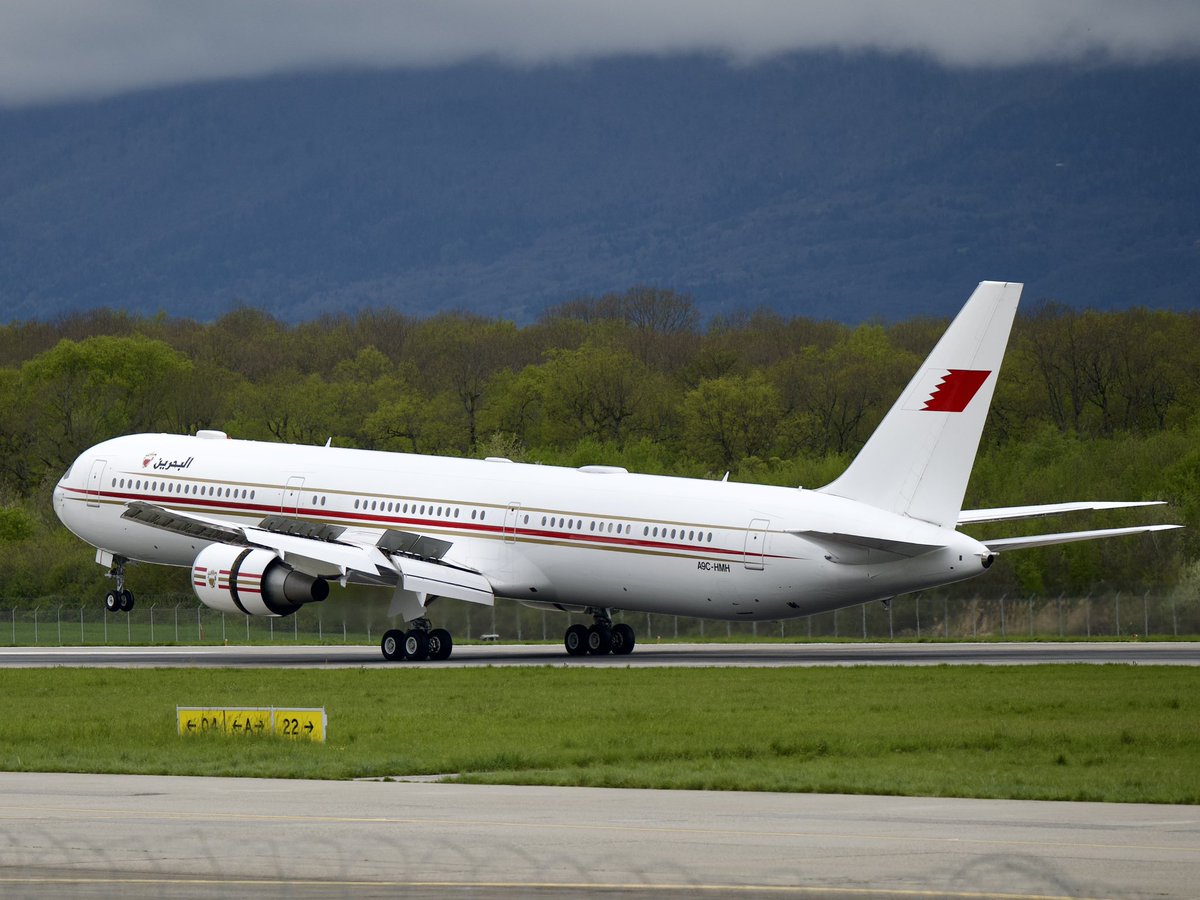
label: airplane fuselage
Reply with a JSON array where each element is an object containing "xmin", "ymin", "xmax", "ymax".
[{"xmin": 55, "ymin": 432, "xmax": 992, "ymax": 621}]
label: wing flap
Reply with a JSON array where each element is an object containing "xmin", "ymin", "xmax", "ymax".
[
  {"xmin": 395, "ymin": 556, "xmax": 495, "ymax": 606},
  {"xmin": 983, "ymin": 524, "xmax": 1181, "ymax": 552},
  {"xmin": 959, "ymin": 501, "xmax": 1165, "ymax": 525},
  {"xmin": 121, "ymin": 501, "xmax": 242, "ymax": 543}
]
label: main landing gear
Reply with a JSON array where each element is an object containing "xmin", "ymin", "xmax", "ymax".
[
  {"xmin": 564, "ymin": 608, "xmax": 635, "ymax": 657},
  {"xmin": 103, "ymin": 557, "xmax": 135, "ymax": 613},
  {"xmin": 380, "ymin": 618, "xmax": 454, "ymax": 662}
]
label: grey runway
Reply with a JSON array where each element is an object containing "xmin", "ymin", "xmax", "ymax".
[
  {"xmin": 1, "ymin": 773, "xmax": 1197, "ymax": 899},
  {"xmin": 0, "ymin": 640, "xmax": 1197, "ymax": 668}
]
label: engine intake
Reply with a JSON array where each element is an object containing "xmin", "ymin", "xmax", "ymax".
[{"xmin": 192, "ymin": 544, "xmax": 328, "ymax": 617}]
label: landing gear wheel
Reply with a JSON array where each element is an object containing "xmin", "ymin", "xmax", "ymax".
[
  {"xmin": 381, "ymin": 628, "xmax": 406, "ymax": 661},
  {"xmin": 104, "ymin": 591, "xmax": 121, "ymax": 613},
  {"xmin": 427, "ymin": 628, "xmax": 453, "ymax": 661},
  {"xmin": 586, "ymin": 624, "xmax": 613, "ymax": 655},
  {"xmin": 564, "ymin": 624, "xmax": 589, "ymax": 656},
  {"xmin": 119, "ymin": 589, "xmax": 135, "ymax": 612},
  {"xmin": 404, "ymin": 629, "xmax": 430, "ymax": 661},
  {"xmin": 611, "ymin": 623, "xmax": 636, "ymax": 656}
]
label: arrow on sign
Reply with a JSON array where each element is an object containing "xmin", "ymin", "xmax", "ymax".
[{"xmin": 304, "ymin": 721, "xmax": 314, "ymax": 734}]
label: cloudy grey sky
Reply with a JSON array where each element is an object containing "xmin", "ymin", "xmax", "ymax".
[{"xmin": 3, "ymin": 1, "xmax": 1199, "ymax": 105}]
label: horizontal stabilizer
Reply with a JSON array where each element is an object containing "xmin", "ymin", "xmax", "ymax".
[
  {"xmin": 796, "ymin": 530, "xmax": 944, "ymax": 564},
  {"xmin": 959, "ymin": 501, "xmax": 1165, "ymax": 525},
  {"xmin": 983, "ymin": 524, "xmax": 1181, "ymax": 552}
]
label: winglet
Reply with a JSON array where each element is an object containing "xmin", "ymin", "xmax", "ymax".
[{"xmin": 817, "ymin": 281, "xmax": 1022, "ymax": 528}]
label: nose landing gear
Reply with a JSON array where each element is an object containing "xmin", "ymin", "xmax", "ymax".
[{"xmin": 104, "ymin": 557, "xmax": 135, "ymax": 612}]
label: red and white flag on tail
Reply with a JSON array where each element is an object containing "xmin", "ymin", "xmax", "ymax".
[{"xmin": 904, "ymin": 368, "xmax": 991, "ymax": 413}]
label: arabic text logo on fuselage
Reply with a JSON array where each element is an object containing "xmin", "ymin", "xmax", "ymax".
[{"xmin": 144, "ymin": 454, "xmax": 195, "ymax": 472}]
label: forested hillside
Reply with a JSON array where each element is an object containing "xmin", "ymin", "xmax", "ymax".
[
  {"xmin": 1, "ymin": 54, "xmax": 1198, "ymax": 322},
  {"xmin": 0, "ymin": 290, "xmax": 1194, "ymax": 605}
]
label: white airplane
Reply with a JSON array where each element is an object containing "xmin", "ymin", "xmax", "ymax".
[{"xmin": 53, "ymin": 282, "xmax": 1179, "ymax": 661}]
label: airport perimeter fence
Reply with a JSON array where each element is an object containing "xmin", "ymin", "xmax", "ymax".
[{"xmin": 1, "ymin": 591, "xmax": 1198, "ymax": 646}]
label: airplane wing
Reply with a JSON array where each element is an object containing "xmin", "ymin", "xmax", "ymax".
[
  {"xmin": 120, "ymin": 501, "xmax": 494, "ymax": 606},
  {"xmin": 958, "ymin": 501, "xmax": 1165, "ymax": 525},
  {"xmin": 982, "ymin": 524, "xmax": 1182, "ymax": 552}
]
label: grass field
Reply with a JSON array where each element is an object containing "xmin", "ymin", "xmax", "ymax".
[{"xmin": 2, "ymin": 665, "xmax": 1196, "ymax": 804}]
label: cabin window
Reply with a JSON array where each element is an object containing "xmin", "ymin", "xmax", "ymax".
[
  {"xmin": 455, "ymin": 509, "xmax": 461, "ymax": 519},
  {"xmin": 523, "ymin": 514, "xmax": 529, "ymax": 524},
  {"xmin": 707, "ymin": 532, "xmax": 713, "ymax": 543},
  {"xmin": 354, "ymin": 499, "xmax": 360, "ymax": 509},
  {"xmin": 250, "ymin": 490, "xmax": 256, "ymax": 500},
  {"xmin": 480, "ymin": 511, "xmax": 485, "ymax": 521},
  {"xmin": 589, "ymin": 521, "xmax": 595, "ymax": 532}
]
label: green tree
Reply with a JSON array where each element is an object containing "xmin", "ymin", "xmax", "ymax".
[
  {"xmin": 681, "ymin": 373, "xmax": 783, "ymax": 469},
  {"xmin": 20, "ymin": 335, "xmax": 193, "ymax": 473}
]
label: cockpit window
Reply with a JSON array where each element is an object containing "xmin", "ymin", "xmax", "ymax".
[{"xmin": 60, "ymin": 464, "xmax": 73, "ymax": 483}]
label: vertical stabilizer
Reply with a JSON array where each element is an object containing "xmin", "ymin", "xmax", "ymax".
[{"xmin": 817, "ymin": 281, "xmax": 1022, "ymax": 528}]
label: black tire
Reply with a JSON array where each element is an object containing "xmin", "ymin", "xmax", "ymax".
[
  {"xmin": 564, "ymin": 624, "xmax": 589, "ymax": 656},
  {"xmin": 428, "ymin": 628, "xmax": 453, "ymax": 661},
  {"xmin": 611, "ymin": 623, "xmax": 636, "ymax": 656},
  {"xmin": 586, "ymin": 624, "xmax": 613, "ymax": 655},
  {"xmin": 404, "ymin": 629, "xmax": 430, "ymax": 661},
  {"xmin": 119, "ymin": 589, "xmax": 135, "ymax": 612},
  {"xmin": 104, "ymin": 591, "xmax": 120, "ymax": 613},
  {"xmin": 381, "ymin": 628, "xmax": 405, "ymax": 661}
]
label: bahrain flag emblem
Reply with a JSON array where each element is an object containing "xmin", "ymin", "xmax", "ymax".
[{"xmin": 906, "ymin": 369, "xmax": 991, "ymax": 413}]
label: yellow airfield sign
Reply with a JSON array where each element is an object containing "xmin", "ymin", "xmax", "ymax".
[{"xmin": 177, "ymin": 707, "xmax": 326, "ymax": 742}]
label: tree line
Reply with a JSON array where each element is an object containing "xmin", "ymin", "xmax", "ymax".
[{"xmin": 1, "ymin": 287, "xmax": 1196, "ymax": 606}]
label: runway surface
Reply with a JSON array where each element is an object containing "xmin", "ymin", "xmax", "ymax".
[
  {"xmin": 1, "ymin": 640, "xmax": 1197, "ymax": 667},
  {"xmin": 1, "ymin": 772, "xmax": 1196, "ymax": 899}
]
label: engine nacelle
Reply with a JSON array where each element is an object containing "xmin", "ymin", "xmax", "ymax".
[{"xmin": 192, "ymin": 544, "xmax": 329, "ymax": 617}]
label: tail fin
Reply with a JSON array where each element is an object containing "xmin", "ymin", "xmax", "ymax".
[{"xmin": 817, "ymin": 281, "xmax": 1022, "ymax": 528}]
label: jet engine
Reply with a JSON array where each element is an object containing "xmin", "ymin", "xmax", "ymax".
[{"xmin": 191, "ymin": 544, "xmax": 329, "ymax": 617}]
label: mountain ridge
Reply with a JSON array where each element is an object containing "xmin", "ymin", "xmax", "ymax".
[{"xmin": 1, "ymin": 53, "xmax": 1197, "ymax": 323}]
